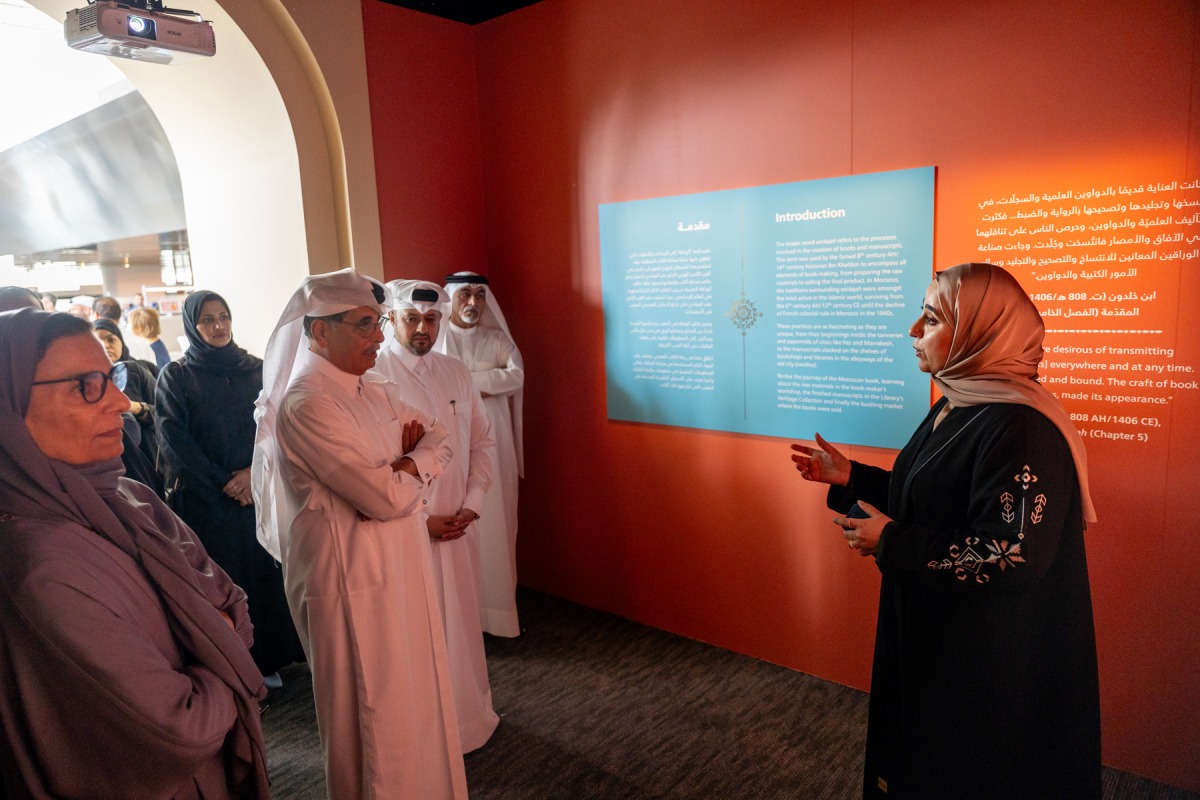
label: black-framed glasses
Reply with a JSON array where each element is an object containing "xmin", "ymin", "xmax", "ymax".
[
  {"xmin": 31, "ymin": 362, "xmax": 127, "ymax": 404},
  {"xmin": 330, "ymin": 315, "xmax": 387, "ymax": 338}
]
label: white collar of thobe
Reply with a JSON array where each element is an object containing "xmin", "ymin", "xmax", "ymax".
[
  {"xmin": 296, "ymin": 345, "xmax": 365, "ymax": 397},
  {"xmin": 383, "ymin": 337, "xmax": 430, "ymax": 375},
  {"xmin": 447, "ymin": 320, "xmax": 480, "ymax": 337}
]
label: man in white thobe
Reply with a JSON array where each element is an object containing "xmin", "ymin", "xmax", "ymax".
[
  {"xmin": 371, "ymin": 279, "xmax": 500, "ymax": 752},
  {"xmin": 439, "ymin": 272, "xmax": 524, "ymax": 637},
  {"xmin": 251, "ymin": 269, "xmax": 468, "ymax": 799}
]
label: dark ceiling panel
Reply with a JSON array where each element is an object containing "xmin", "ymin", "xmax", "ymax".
[{"xmin": 375, "ymin": 0, "xmax": 542, "ymax": 25}]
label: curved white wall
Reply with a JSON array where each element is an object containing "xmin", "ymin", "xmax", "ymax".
[{"xmin": 26, "ymin": 0, "xmax": 383, "ymax": 355}]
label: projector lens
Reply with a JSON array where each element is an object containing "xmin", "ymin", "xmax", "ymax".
[{"xmin": 127, "ymin": 15, "xmax": 156, "ymax": 40}]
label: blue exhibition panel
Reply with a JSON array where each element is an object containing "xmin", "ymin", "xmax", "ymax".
[{"xmin": 599, "ymin": 166, "xmax": 935, "ymax": 448}]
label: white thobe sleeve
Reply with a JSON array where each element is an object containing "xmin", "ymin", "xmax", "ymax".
[
  {"xmin": 463, "ymin": 386, "xmax": 495, "ymax": 513},
  {"xmin": 378, "ymin": 383, "xmax": 454, "ymax": 481},
  {"xmin": 281, "ymin": 390, "xmax": 433, "ymax": 522},
  {"xmin": 471, "ymin": 334, "xmax": 524, "ymax": 397}
]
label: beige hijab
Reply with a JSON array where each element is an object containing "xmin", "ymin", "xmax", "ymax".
[{"xmin": 931, "ymin": 263, "xmax": 1096, "ymax": 523}]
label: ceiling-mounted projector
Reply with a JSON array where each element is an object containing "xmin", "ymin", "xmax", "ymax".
[{"xmin": 65, "ymin": 0, "xmax": 215, "ymax": 64}]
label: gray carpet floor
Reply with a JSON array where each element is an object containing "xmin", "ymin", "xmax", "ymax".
[{"xmin": 261, "ymin": 588, "xmax": 1199, "ymax": 799}]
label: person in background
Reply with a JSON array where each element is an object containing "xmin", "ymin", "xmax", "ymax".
[
  {"xmin": 0, "ymin": 287, "xmax": 41, "ymax": 313},
  {"xmin": 128, "ymin": 306, "xmax": 172, "ymax": 369},
  {"xmin": 68, "ymin": 295, "xmax": 94, "ymax": 320},
  {"xmin": 156, "ymin": 291, "xmax": 303, "ymax": 686},
  {"xmin": 39, "ymin": 292, "xmax": 57, "ymax": 312},
  {"xmin": 791, "ymin": 262, "xmax": 1100, "ymax": 800},
  {"xmin": 0, "ymin": 309, "xmax": 269, "ymax": 799},
  {"xmin": 372, "ymin": 279, "xmax": 499, "ymax": 753},
  {"xmin": 439, "ymin": 272, "xmax": 525, "ymax": 637},
  {"xmin": 92, "ymin": 318, "xmax": 159, "ymax": 474},
  {"xmin": 252, "ymin": 268, "xmax": 467, "ymax": 799},
  {"xmin": 92, "ymin": 296, "xmax": 122, "ymax": 324}
]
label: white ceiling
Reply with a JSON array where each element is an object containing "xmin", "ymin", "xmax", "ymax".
[{"xmin": 0, "ymin": 0, "xmax": 135, "ymax": 153}]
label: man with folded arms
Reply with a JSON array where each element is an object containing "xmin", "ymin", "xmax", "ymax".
[{"xmin": 252, "ymin": 268, "xmax": 467, "ymax": 799}]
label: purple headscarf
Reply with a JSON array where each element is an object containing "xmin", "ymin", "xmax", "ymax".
[{"xmin": 0, "ymin": 308, "xmax": 270, "ymax": 797}]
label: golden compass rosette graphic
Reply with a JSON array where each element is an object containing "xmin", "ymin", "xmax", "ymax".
[{"xmin": 726, "ymin": 293, "xmax": 763, "ymax": 335}]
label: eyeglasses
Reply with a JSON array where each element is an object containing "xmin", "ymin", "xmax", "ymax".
[
  {"xmin": 330, "ymin": 315, "xmax": 387, "ymax": 338},
  {"xmin": 31, "ymin": 362, "xmax": 128, "ymax": 404}
]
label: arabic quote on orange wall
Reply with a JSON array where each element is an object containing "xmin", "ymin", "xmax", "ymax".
[{"xmin": 974, "ymin": 180, "xmax": 1198, "ymax": 446}]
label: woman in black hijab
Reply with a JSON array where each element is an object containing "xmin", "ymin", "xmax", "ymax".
[
  {"xmin": 92, "ymin": 317, "xmax": 163, "ymax": 494},
  {"xmin": 156, "ymin": 291, "xmax": 304, "ymax": 681}
]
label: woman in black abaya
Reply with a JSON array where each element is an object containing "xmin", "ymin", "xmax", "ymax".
[
  {"xmin": 156, "ymin": 291, "xmax": 303, "ymax": 680},
  {"xmin": 792, "ymin": 263, "xmax": 1101, "ymax": 800},
  {"xmin": 91, "ymin": 318, "xmax": 163, "ymax": 495}
]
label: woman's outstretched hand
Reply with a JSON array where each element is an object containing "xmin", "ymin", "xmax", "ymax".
[{"xmin": 790, "ymin": 433, "xmax": 851, "ymax": 487}]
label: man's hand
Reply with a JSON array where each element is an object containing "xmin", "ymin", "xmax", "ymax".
[
  {"xmin": 391, "ymin": 457, "xmax": 419, "ymax": 478},
  {"xmin": 427, "ymin": 514, "xmax": 470, "ymax": 541},
  {"xmin": 390, "ymin": 420, "xmax": 428, "ymax": 478},
  {"xmin": 401, "ymin": 420, "xmax": 425, "ymax": 454}
]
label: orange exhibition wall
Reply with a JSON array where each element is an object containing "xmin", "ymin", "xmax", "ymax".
[
  {"xmin": 362, "ymin": 3, "xmax": 487, "ymax": 275},
  {"xmin": 363, "ymin": 0, "xmax": 1200, "ymax": 789}
]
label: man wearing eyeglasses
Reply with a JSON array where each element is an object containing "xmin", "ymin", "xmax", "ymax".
[{"xmin": 252, "ymin": 269, "xmax": 469, "ymax": 799}]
